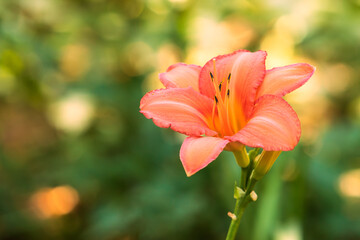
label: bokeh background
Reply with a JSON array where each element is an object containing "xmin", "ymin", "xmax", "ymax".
[{"xmin": 0, "ymin": 0, "xmax": 360, "ymax": 239}]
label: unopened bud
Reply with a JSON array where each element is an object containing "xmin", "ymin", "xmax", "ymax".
[
  {"xmin": 234, "ymin": 186, "xmax": 245, "ymax": 199},
  {"xmin": 253, "ymin": 151, "xmax": 282, "ymax": 180},
  {"xmin": 227, "ymin": 212, "xmax": 237, "ymax": 220},
  {"xmin": 250, "ymin": 191, "xmax": 258, "ymax": 202}
]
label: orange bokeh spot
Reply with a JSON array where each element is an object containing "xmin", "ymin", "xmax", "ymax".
[{"xmin": 30, "ymin": 185, "xmax": 79, "ymax": 219}]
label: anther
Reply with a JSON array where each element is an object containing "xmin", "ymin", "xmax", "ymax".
[
  {"xmin": 214, "ymin": 96, "xmax": 218, "ymax": 103},
  {"xmin": 227, "ymin": 89, "xmax": 230, "ymax": 97},
  {"xmin": 210, "ymin": 72, "xmax": 214, "ymax": 80},
  {"xmin": 219, "ymin": 83, "xmax": 222, "ymax": 91},
  {"xmin": 227, "ymin": 73, "xmax": 231, "ymax": 82}
]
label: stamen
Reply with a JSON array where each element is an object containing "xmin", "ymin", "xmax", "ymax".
[
  {"xmin": 211, "ymin": 97, "xmax": 217, "ymax": 131},
  {"xmin": 213, "ymin": 94, "xmax": 227, "ymax": 134},
  {"xmin": 210, "ymin": 71, "xmax": 222, "ymax": 104},
  {"xmin": 216, "ymin": 102, "xmax": 227, "ymax": 136},
  {"xmin": 228, "ymin": 72, "xmax": 243, "ymax": 133},
  {"xmin": 225, "ymin": 73, "xmax": 231, "ymax": 99},
  {"xmin": 224, "ymin": 76, "xmax": 233, "ymax": 134},
  {"xmin": 210, "ymin": 59, "xmax": 233, "ymax": 136}
]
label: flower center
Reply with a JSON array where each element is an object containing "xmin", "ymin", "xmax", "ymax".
[{"xmin": 209, "ymin": 59, "xmax": 239, "ymax": 137}]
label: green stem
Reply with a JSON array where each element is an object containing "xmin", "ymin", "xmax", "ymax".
[
  {"xmin": 225, "ymin": 197, "xmax": 247, "ymax": 240},
  {"xmin": 226, "ymin": 174, "xmax": 257, "ymax": 240},
  {"xmin": 240, "ymin": 167, "xmax": 248, "ymax": 190}
]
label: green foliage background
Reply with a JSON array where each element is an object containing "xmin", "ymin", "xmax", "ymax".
[{"xmin": 0, "ymin": 0, "xmax": 360, "ymax": 239}]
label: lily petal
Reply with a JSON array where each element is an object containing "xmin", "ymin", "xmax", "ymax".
[
  {"xmin": 199, "ymin": 50, "xmax": 267, "ymax": 120},
  {"xmin": 159, "ymin": 63, "xmax": 202, "ymax": 91},
  {"xmin": 256, "ymin": 63, "xmax": 315, "ymax": 99},
  {"xmin": 227, "ymin": 95, "xmax": 301, "ymax": 151},
  {"xmin": 180, "ymin": 136, "xmax": 229, "ymax": 176},
  {"xmin": 140, "ymin": 87, "xmax": 217, "ymax": 136}
]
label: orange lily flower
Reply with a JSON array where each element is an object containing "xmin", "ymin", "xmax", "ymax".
[{"xmin": 140, "ymin": 50, "xmax": 314, "ymax": 176}]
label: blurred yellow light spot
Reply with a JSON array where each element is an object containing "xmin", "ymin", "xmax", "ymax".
[
  {"xmin": 288, "ymin": 96, "xmax": 330, "ymax": 144},
  {"xmin": 21, "ymin": 0, "xmax": 50, "ymax": 14},
  {"xmin": 147, "ymin": 0, "xmax": 169, "ymax": 15},
  {"xmin": 60, "ymin": 44, "xmax": 90, "ymax": 80},
  {"xmin": 30, "ymin": 185, "xmax": 79, "ymax": 219},
  {"xmin": 48, "ymin": 93, "xmax": 95, "ymax": 134},
  {"xmin": 157, "ymin": 43, "xmax": 181, "ymax": 72},
  {"xmin": 265, "ymin": 0, "xmax": 320, "ymax": 17},
  {"xmin": 168, "ymin": 0, "xmax": 188, "ymax": 9},
  {"xmin": 275, "ymin": 14, "xmax": 308, "ymax": 43},
  {"xmin": 122, "ymin": 41, "xmax": 155, "ymax": 76},
  {"xmin": 260, "ymin": 1, "xmax": 317, "ymax": 68},
  {"xmin": 338, "ymin": 169, "xmax": 360, "ymax": 198},
  {"xmin": 275, "ymin": 221, "xmax": 302, "ymax": 240},
  {"xmin": 168, "ymin": 0, "xmax": 187, "ymax": 3},
  {"xmin": 143, "ymin": 72, "xmax": 164, "ymax": 92},
  {"xmin": 20, "ymin": 0, "xmax": 57, "ymax": 23},
  {"xmin": 187, "ymin": 16, "xmax": 254, "ymax": 65},
  {"xmin": 260, "ymin": 30, "xmax": 295, "ymax": 67},
  {"xmin": 223, "ymin": 16, "xmax": 254, "ymax": 48},
  {"xmin": 319, "ymin": 63, "xmax": 354, "ymax": 95},
  {"xmin": 143, "ymin": 43, "xmax": 181, "ymax": 91}
]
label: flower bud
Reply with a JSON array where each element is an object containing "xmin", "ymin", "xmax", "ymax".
[
  {"xmin": 252, "ymin": 151, "xmax": 282, "ymax": 180},
  {"xmin": 250, "ymin": 191, "xmax": 258, "ymax": 201},
  {"xmin": 234, "ymin": 186, "xmax": 245, "ymax": 199}
]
